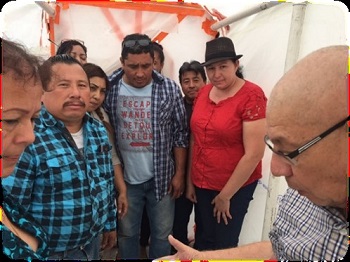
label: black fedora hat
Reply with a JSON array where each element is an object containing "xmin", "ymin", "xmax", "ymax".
[{"xmin": 202, "ymin": 37, "xmax": 243, "ymax": 66}]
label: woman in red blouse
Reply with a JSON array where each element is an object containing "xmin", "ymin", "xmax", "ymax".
[{"xmin": 186, "ymin": 37, "xmax": 267, "ymax": 250}]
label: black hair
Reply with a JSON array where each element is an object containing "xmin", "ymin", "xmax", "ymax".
[
  {"xmin": 179, "ymin": 60, "xmax": 207, "ymax": 83},
  {"xmin": 121, "ymin": 33, "xmax": 154, "ymax": 60},
  {"xmin": 230, "ymin": 58, "xmax": 244, "ymax": 79},
  {"xmin": 152, "ymin": 41, "xmax": 165, "ymax": 64},
  {"xmin": 82, "ymin": 63, "xmax": 109, "ymax": 90},
  {"xmin": 38, "ymin": 54, "xmax": 84, "ymax": 91},
  {"xmin": 2, "ymin": 38, "xmax": 43, "ymax": 88},
  {"xmin": 56, "ymin": 40, "xmax": 87, "ymax": 56}
]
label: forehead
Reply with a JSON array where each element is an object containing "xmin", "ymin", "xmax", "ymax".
[
  {"xmin": 3, "ymin": 72, "xmax": 42, "ymax": 104},
  {"xmin": 90, "ymin": 76, "xmax": 106, "ymax": 87},
  {"xmin": 52, "ymin": 63, "xmax": 88, "ymax": 80},
  {"xmin": 124, "ymin": 53, "xmax": 153, "ymax": 64},
  {"xmin": 206, "ymin": 59, "xmax": 232, "ymax": 67},
  {"xmin": 182, "ymin": 71, "xmax": 202, "ymax": 79},
  {"xmin": 71, "ymin": 45, "xmax": 86, "ymax": 54}
]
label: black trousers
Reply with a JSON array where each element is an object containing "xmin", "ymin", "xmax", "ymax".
[{"xmin": 193, "ymin": 181, "xmax": 258, "ymax": 250}]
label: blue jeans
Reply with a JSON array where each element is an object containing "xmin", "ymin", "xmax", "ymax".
[
  {"xmin": 47, "ymin": 235, "xmax": 100, "ymax": 260},
  {"xmin": 118, "ymin": 178, "xmax": 174, "ymax": 259}
]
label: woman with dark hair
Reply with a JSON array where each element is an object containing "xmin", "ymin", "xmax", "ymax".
[
  {"xmin": 83, "ymin": 63, "xmax": 128, "ymax": 222},
  {"xmin": 187, "ymin": 37, "xmax": 267, "ymax": 251},
  {"xmin": 1, "ymin": 38, "xmax": 49, "ymax": 260},
  {"xmin": 56, "ymin": 39, "xmax": 87, "ymax": 64}
]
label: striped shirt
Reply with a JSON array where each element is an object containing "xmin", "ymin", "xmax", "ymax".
[
  {"xmin": 104, "ymin": 69, "xmax": 188, "ymax": 201},
  {"xmin": 2, "ymin": 106, "xmax": 117, "ymax": 254},
  {"xmin": 269, "ymin": 188, "xmax": 348, "ymax": 260}
]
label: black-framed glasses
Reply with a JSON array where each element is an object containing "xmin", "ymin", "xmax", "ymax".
[
  {"xmin": 264, "ymin": 115, "xmax": 350, "ymax": 165},
  {"xmin": 122, "ymin": 39, "xmax": 150, "ymax": 49}
]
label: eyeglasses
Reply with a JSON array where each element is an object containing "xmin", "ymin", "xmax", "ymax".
[
  {"xmin": 122, "ymin": 39, "xmax": 151, "ymax": 49},
  {"xmin": 264, "ymin": 115, "xmax": 350, "ymax": 165}
]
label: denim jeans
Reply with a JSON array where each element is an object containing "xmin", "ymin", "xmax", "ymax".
[
  {"xmin": 118, "ymin": 178, "xmax": 174, "ymax": 259},
  {"xmin": 47, "ymin": 234, "xmax": 100, "ymax": 260}
]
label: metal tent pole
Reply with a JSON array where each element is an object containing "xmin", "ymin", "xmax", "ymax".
[{"xmin": 261, "ymin": 1, "xmax": 308, "ymax": 240}]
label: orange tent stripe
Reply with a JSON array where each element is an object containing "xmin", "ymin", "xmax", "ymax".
[
  {"xmin": 56, "ymin": 1, "xmax": 206, "ymax": 17},
  {"xmin": 101, "ymin": 7, "xmax": 125, "ymax": 42},
  {"xmin": 135, "ymin": 10, "xmax": 143, "ymax": 34},
  {"xmin": 152, "ymin": 32, "xmax": 168, "ymax": 43}
]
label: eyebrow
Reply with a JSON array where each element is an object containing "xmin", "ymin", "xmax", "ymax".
[
  {"xmin": 90, "ymin": 83, "xmax": 105, "ymax": 89},
  {"xmin": 3, "ymin": 108, "xmax": 41, "ymax": 114},
  {"xmin": 268, "ymin": 134, "xmax": 301, "ymax": 151}
]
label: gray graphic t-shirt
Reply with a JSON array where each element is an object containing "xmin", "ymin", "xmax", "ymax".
[{"xmin": 117, "ymin": 80, "xmax": 154, "ymax": 184}]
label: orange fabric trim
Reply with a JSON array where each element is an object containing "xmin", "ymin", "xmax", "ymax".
[
  {"xmin": 202, "ymin": 18, "xmax": 218, "ymax": 38},
  {"xmin": 56, "ymin": 1, "xmax": 206, "ymax": 17},
  {"xmin": 54, "ymin": 4, "xmax": 61, "ymax": 24},
  {"xmin": 53, "ymin": 1, "xmax": 218, "ymax": 40},
  {"xmin": 49, "ymin": 16, "xmax": 57, "ymax": 56},
  {"xmin": 152, "ymin": 32, "xmax": 168, "ymax": 43}
]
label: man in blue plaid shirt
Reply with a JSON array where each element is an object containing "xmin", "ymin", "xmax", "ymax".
[
  {"xmin": 104, "ymin": 33, "xmax": 188, "ymax": 259},
  {"xmin": 2, "ymin": 55, "xmax": 117, "ymax": 260}
]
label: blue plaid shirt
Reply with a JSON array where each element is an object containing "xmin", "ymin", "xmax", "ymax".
[
  {"xmin": 104, "ymin": 69, "xmax": 188, "ymax": 201},
  {"xmin": 2, "ymin": 106, "xmax": 117, "ymax": 254},
  {"xmin": 269, "ymin": 188, "xmax": 348, "ymax": 260},
  {"xmin": 2, "ymin": 194, "xmax": 49, "ymax": 260}
]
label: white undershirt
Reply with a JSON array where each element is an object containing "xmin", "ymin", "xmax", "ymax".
[{"xmin": 71, "ymin": 127, "xmax": 84, "ymax": 151}]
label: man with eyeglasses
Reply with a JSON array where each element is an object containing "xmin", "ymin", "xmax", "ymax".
[
  {"xmin": 104, "ymin": 33, "xmax": 188, "ymax": 259},
  {"xmin": 155, "ymin": 45, "xmax": 348, "ymax": 261}
]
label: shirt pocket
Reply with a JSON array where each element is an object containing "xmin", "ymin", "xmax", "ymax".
[
  {"xmin": 86, "ymin": 143, "xmax": 113, "ymax": 179},
  {"xmin": 45, "ymin": 153, "xmax": 84, "ymax": 198}
]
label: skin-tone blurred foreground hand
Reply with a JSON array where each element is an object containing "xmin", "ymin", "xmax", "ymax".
[
  {"xmin": 155, "ymin": 235, "xmax": 274, "ymax": 260},
  {"xmin": 155, "ymin": 235, "xmax": 200, "ymax": 260}
]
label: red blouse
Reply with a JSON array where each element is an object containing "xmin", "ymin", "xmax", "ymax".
[{"xmin": 190, "ymin": 81, "xmax": 267, "ymax": 191}]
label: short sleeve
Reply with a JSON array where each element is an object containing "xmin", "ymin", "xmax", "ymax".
[{"xmin": 242, "ymin": 89, "xmax": 267, "ymax": 121}]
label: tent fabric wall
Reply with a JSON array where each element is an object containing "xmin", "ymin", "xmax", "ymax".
[
  {"xmin": 223, "ymin": 1, "xmax": 347, "ymax": 245},
  {"xmin": 49, "ymin": 1, "xmax": 218, "ymax": 79}
]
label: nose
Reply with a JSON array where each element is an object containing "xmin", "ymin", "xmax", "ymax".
[
  {"xmin": 135, "ymin": 67, "xmax": 145, "ymax": 77},
  {"xmin": 188, "ymin": 80, "xmax": 195, "ymax": 89},
  {"xmin": 14, "ymin": 121, "xmax": 36, "ymax": 146},
  {"xmin": 270, "ymin": 154, "xmax": 293, "ymax": 177},
  {"xmin": 70, "ymin": 85, "xmax": 82, "ymax": 98},
  {"xmin": 92, "ymin": 90, "xmax": 100, "ymax": 100},
  {"xmin": 76, "ymin": 58, "xmax": 84, "ymax": 64},
  {"xmin": 212, "ymin": 68, "xmax": 222, "ymax": 78}
]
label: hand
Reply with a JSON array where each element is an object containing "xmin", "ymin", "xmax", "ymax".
[
  {"xmin": 168, "ymin": 172, "xmax": 185, "ymax": 199},
  {"xmin": 117, "ymin": 192, "xmax": 128, "ymax": 219},
  {"xmin": 186, "ymin": 181, "xmax": 197, "ymax": 203},
  {"xmin": 153, "ymin": 235, "xmax": 200, "ymax": 260},
  {"xmin": 211, "ymin": 194, "xmax": 232, "ymax": 225},
  {"xmin": 101, "ymin": 231, "xmax": 117, "ymax": 250}
]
